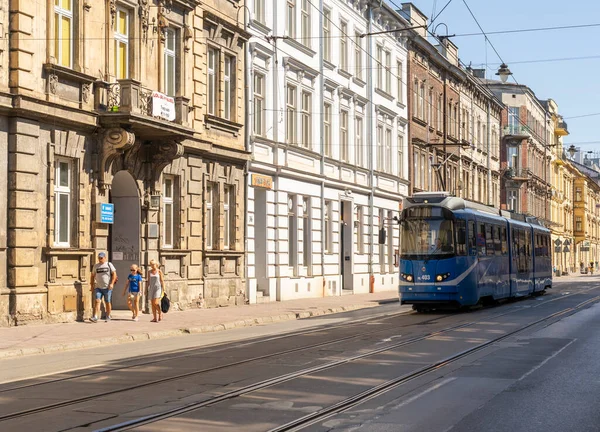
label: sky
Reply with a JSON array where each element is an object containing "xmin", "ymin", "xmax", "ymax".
[{"xmin": 390, "ymin": 0, "xmax": 600, "ymax": 154}]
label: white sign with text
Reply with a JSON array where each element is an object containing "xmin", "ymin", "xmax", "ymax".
[{"xmin": 151, "ymin": 91, "xmax": 175, "ymax": 121}]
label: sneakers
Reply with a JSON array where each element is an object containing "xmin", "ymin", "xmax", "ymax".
[
  {"xmin": 105, "ymin": 315, "xmax": 112, "ymax": 322},
  {"xmin": 90, "ymin": 316, "xmax": 98, "ymax": 323},
  {"xmin": 133, "ymin": 317, "xmax": 139, "ymax": 322}
]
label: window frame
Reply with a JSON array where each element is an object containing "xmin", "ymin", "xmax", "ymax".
[
  {"xmin": 301, "ymin": 90, "xmax": 312, "ymax": 149},
  {"xmin": 164, "ymin": 28, "xmax": 177, "ymax": 97},
  {"xmin": 54, "ymin": 0, "xmax": 74, "ymax": 68},
  {"xmin": 340, "ymin": 21, "xmax": 348, "ymax": 72},
  {"xmin": 286, "ymin": 83, "xmax": 297, "ymax": 144},
  {"xmin": 323, "ymin": 9, "xmax": 331, "ymax": 62},
  {"xmin": 253, "ymin": 71, "xmax": 265, "ymax": 136},
  {"xmin": 300, "ymin": 0, "xmax": 310, "ymax": 47},
  {"xmin": 223, "ymin": 54, "xmax": 236, "ymax": 121},
  {"xmin": 324, "ymin": 200, "xmax": 332, "ymax": 254},
  {"xmin": 286, "ymin": 0, "xmax": 296, "ymax": 38},
  {"xmin": 162, "ymin": 176, "xmax": 175, "ymax": 248},
  {"xmin": 206, "ymin": 183, "xmax": 215, "ymax": 249},
  {"xmin": 324, "ymin": 101, "xmax": 332, "ymax": 157},
  {"xmin": 355, "ymin": 115, "xmax": 363, "ymax": 167},
  {"xmin": 54, "ymin": 158, "xmax": 73, "ymax": 247},
  {"xmin": 207, "ymin": 47, "xmax": 218, "ymax": 116},
  {"xmin": 340, "ymin": 109, "xmax": 349, "ymax": 162},
  {"xmin": 114, "ymin": 7, "xmax": 130, "ymax": 80}
]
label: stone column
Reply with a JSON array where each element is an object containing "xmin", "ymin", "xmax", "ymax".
[{"xmin": 7, "ymin": 118, "xmax": 44, "ymax": 323}]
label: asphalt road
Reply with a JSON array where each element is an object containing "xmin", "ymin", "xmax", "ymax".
[{"xmin": 1, "ymin": 278, "xmax": 599, "ymax": 432}]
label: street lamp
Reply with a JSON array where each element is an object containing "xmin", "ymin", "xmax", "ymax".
[
  {"xmin": 496, "ymin": 63, "xmax": 512, "ymax": 83},
  {"xmin": 568, "ymin": 145, "xmax": 577, "ymax": 159}
]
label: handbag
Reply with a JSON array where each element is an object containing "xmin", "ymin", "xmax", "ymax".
[{"xmin": 160, "ymin": 292, "xmax": 170, "ymax": 313}]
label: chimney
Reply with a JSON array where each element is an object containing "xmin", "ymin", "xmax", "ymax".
[
  {"xmin": 400, "ymin": 3, "xmax": 428, "ymax": 38},
  {"xmin": 472, "ymin": 68, "xmax": 485, "ymax": 79},
  {"xmin": 437, "ymin": 37, "xmax": 459, "ymax": 66}
]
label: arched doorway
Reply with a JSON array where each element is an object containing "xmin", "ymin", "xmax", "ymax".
[{"xmin": 110, "ymin": 171, "xmax": 141, "ymax": 310}]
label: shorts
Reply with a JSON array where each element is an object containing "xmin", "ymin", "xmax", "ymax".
[
  {"xmin": 94, "ymin": 288, "xmax": 112, "ymax": 303},
  {"xmin": 128, "ymin": 291, "xmax": 140, "ymax": 298}
]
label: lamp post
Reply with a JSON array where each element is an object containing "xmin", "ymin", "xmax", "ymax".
[
  {"xmin": 568, "ymin": 145, "xmax": 577, "ymax": 159},
  {"xmin": 495, "ymin": 63, "xmax": 512, "ymax": 83}
]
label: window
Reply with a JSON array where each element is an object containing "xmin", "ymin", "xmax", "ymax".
[
  {"xmin": 340, "ymin": 21, "xmax": 348, "ymax": 72},
  {"xmin": 164, "ymin": 29, "xmax": 176, "ymax": 97},
  {"xmin": 286, "ymin": 84, "xmax": 297, "ymax": 144},
  {"xmin": 427, "ymin": 89, "xmax": 433, "ymax": 125},
  {"xmin": 377, "ymin": 124, "xmax": 384, "ymax": 171},
  {"xmin": 377, "ymin": 46, "xmax": 391, "ymax": 92},
  {"xmin": 340, "ymin": 109, "xmax": 349, "ymax": 162},
  {"xmin": 301, "ymin": 91, "xmax": 311, "ymax": 148},
  {"xmin": 396, "ymin": 61, "xmax": 403, "ymax": 102},
  {"xmin": 437, "ymin": 95, "xmax": 443, "ymax": 130},
  {"xmin": 576, "ymin": 216, "xmax": 582, "ymax": 232},
  {"xmin": 288, "ymin": 195, "xmax": 298, "ymax": 270},
  {"xmin": 224, "ymin": 55, "xmax": 235, "ymax": 120},
  {"xmin": 114, "ymin": 8, "xmax": 129, "ymax": 79},
  {"xmin": 355, "ymin": 116, "xmax": 363, "ymax": 167},
  {"xmin": 324, "ymin": 200, "xmax": 332, "ymax": 253},
  {"xmin": 477, "ymin": 223, "xmax": 486, "ymax": 255},
  {"xmin": 576, "ymin": 187, "xmax": 582, "ymax": 201},
  {"xmin": 379, "ymin": 209, "xmax": 385, "ymax": 271},
  {"xmin": 324, "ymin": 102, "xmax": 332, "ymax": 156},
  {"xmin": 384, "ymin": 127, "xmax": 392, "ymax": 173},
  {"xmin": 455, "ymin": 220, "xmax": 466, "ymax": 256},
  {"xmin": 413, "ymin": 150, "xmax": 419, "ymax": 189},
  {"xmin": 323, "ymin": 10, "xmax": 331, "ymax": 62},
  {"xmin": 302, "ymin": 197, "xmax": 310, "ymax": 267},
  {"xmin": 357, "ymin": 206, "xmax": 365, "ymax": 253},
  {"xmin": 387, "ymin": 210, "xmax": 394, "ymax": 273},
  {"xmin": 301, "ymin": 0, "xmax": 310, "ymax": 46},
  {"xmin": 253, "ymin": 72, "xmax": 265, "ymax": 136},
  {"xmin": 206, "ymin": 184, "xmax": 215, "ymax": 249},
  {"xmin": 508, "ymin": 189, "xmax": 518, "ymax": 211},
  {"xmin": 224, "ymin": 185, "xmax": 234, "ymax": 249},
  {"xmin": 385, "ymin": 50, "xmax": 391, "ymax": 93},
  {"xmin": 412, "ymin": 78, "xmax": 418, "ymax": 116},
  {"xmin": 419, "ymin": 83, "xmax": 425, "ymax": 119},
  {"xmin": 507, "ymin": 146, "xmax": 518, "ymax": 169},
  {"xmin": 355, "ymin": 33, "xmax": 363, "ymax": 80},
  {"xmin": 508, "ymin": 106, "xmax": 520, "ymax": 133},
  {"xmin": 255, "ymin": 0, "xmax": 265, "ymax": 23},
  {"xmin": 54, "ymin": 159, "xmax": 72, "ymax": 246},
  {"xmin": 54, "ymin": 0, "xmax": 73, "ymax": 68},
  {"xmin": 163, "ymin": 176, "xmax": 174, "ymax": 248},
  {"xmin": 207, "ymin": 47, "xmax": 217, "ymax": 115},
  {"xmin": 398, "ymin": 135, "xmax": 404, "ymax": 178},
  {"xmin": 287, "ymin": 0, "xmax": 296, "ymax": 37}
]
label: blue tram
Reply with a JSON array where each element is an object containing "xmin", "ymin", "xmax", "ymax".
[{"xmin": 398, "ymin": 192, "xmax": 552, "ymax": 311}]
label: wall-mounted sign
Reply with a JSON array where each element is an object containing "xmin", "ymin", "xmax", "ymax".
[
  {"xmin": 151, "ymin": 91, "xmax": 175, "ymax": 121},
  {"xmin": 251, "ymin": 174, "xmax": 273, "ymax": 189},
  {"xmin": 97, "ymin": 203, "xmax": 114, "ymax": 224}
]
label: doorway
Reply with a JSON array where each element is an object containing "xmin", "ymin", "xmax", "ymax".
[
  {"xmin": 254, "ymin": 188, "xmax": 268, "ymax": 297},
  {"xmin": 109, "ymin": 171, "xmax": 141, "ymax": 310},
  {"xmin": 340, "ymin": 200, "xmax": 354, "ymax": 293}
]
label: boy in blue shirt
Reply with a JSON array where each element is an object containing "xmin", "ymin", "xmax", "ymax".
[{"xmin": 123, "ymin": 264, "xmax": 143, "ymax": 321}]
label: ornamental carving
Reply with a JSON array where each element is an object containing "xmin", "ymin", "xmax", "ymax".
[
  {"xmin": 109, "ymin": 0, "xmax": 116, "ymax": 28},
  {"xmin": 82, "ymin": 83, "xmax": 91, "ymax": 103},
  {"xmin": 99, "ymin": 128, "xmax": 136, "ymax": 189},
  {"xmin": 139, "ymin": 0, "xmax": 150, "ymax": 41},
  {"xmin": 49, "ymin": 74, "xmax": 58, "ymax": 94}
]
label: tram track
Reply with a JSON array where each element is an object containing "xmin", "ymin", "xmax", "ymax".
[
  {"xmin": 1, "ymin": 286, "xmax": 597, "ymax": 429},
  {"xmin": 96, "ymin": 293, "xmax": 600, "ymax": 432}
]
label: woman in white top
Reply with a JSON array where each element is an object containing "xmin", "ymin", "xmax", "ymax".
[{"xmin": 146, "ymin": 259, "xmax": 165, "ymax": 322}]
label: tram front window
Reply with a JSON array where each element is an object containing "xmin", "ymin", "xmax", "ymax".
[{"xmin": 400, "ymin": 218, "xmax": 455, "ymax": 259}]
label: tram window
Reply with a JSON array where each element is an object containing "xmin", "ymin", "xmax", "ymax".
[
  {"xmin": 485, "ymin": 224, "xmax": 494, "ymax": 256},
  {"xmin": 477, "ymin": 223, "xmax": 486, "ymax": 256},
  {"xmin": 525, "ymin": 230, "xmax": 531, "ymax": 257},
  {"xmin": 512, "ymin": 229, "xmax": 519, "ymax": 257},
  {"xmin": 501, "ymin": 227, "xmax": 508, "ymax": 255},
  {"xmin": 544, "ymin": 235, "xmax": 549, "ymax": 256},
  {"xmin": 468, "ymin": 221, "xmax": 476, "ymax": 255},
  {"xmin": 455, "ymin": 220, "xmax": 467, "ymax": 256},
  {"xmin": 493, "ymin": 226, "xmax": 502, "ymax": 255}
]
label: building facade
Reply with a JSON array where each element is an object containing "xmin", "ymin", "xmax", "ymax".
[
  {"xmin": 245, "ymin": 0, "xmax": 410, "ymax": 303},
  {"xmin": 1, "ymin": 0, "xmax": 249, "ymax": 325},
  {"xmin": 404, "ymin": 5, "xmax": 501, "ymax": 205}
]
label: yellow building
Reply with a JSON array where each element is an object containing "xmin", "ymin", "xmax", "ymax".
[{"xmin": 572, "ymin": 170, "xmax": 600, "ymax": 272}]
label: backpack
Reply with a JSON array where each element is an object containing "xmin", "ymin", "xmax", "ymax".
[{"xmin": 161, "ymin": 292, "xmax": 170, "ymax": 313}]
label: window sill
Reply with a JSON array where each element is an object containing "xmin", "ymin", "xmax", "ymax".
[
  {"xmin": 323, "ymin": 59, "xmax": 335, "ymax": 70},
  {"xmin": 44, "ymin": 248, "xmax": 96, "ymax": 256},
  {"xmin": 352, "ymin": 76, "xmax": 366, "ymax": 87},
  {"xmin": 204, "ymin": 114, "xmax": 243, "ymax": 136},
  {"xmin": 396, "ymin": 100, "xmax": 406, "ymax": 109},
  {"xmin": 374, "ymin": 87, "xmax": 394, "ymax": 102},
  {"xmin": 43, "ymin": 63, "xmax": 96, "ymax": 84},
  {"xmin": 339, "ymin": 69, "xmax": 353, "ymax": 80},
  {"xmin": 159, "ymin": 249, "xmax": 190, "ymax": 257},
  {"xmin": 412, "ymin": 117, "xmax": 427, "ymax": 127},
  {"xmin": 250, "ymin": 19, "xmax": 271, "ymax": 35},
  {"xmin": 283, "ymin": 37, "xmax": 316, "ymax": 57}
]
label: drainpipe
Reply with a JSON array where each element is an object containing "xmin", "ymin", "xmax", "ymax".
[
  {"xmin": 243, "ymin": 1, "xmax": 251, "ymax": 302},
  {"xmin": 319, "ymin": 0, "xmax": 326, "ymax": 289},
  {"xmin": 367, "ymin": 4, "xmax": 375, "ymax": 285},
  {"xmin": 487, "ymin": 99, "xmax": 492, "ymax": 205}
]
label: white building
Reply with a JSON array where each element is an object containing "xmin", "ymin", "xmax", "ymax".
[{"xmin": 246, "ymin": 0, "xmax": 410, "ymax": 303}]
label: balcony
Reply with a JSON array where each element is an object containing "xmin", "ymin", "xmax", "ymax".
[
  {"xmin": 556, "ymin": 120, "xmax": 569, "ymax": 136},
  {"xmin": 504, "ymin": 167, "xmax": 530, "ymax": 181},
  {"xmin": 94, "ymin": 79, "xmax": 194, "ymax": 140},
  {"xmin": 502, "ymin": 125, "xmax": 531, "ymax": 138}
]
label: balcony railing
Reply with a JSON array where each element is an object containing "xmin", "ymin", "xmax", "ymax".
[
  {"xmin": 503, "ymin": 125, "xmax": 531, "ymax": 137},
  {"xmin": 505, "ymin": 167, "xmax": 530, "ymax": 179},
  {"xmin": 95, "ymin": 79, "xmax": 190, "ymax": 126}
]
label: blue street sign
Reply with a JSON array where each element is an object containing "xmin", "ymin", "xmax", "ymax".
[{"xmin": 100, "ymin": 203, "xmax": 114, "ymax": 224}]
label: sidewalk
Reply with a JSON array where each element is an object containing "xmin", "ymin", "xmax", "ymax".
[{"xmin": 0, "ymin": 292, "xmax": 401, "ymax": 359}]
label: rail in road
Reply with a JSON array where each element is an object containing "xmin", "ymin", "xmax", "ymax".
[{"xmin": 1, "ymin": 285, "xmax": 599, "ymax": 431}]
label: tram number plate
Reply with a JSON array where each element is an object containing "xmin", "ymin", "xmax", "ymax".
[{"xmin": 419, "ymin": 275, "xmax": 431, "ymax": 281}]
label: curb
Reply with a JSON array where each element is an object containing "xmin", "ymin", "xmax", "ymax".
[{"xmin": 0, "ymin": 299, "xmax": 399, "ymax": 360}]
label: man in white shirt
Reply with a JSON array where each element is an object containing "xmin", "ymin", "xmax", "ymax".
[{"xmin": 90, "ymin": 252, "xmax": 117, "ymax": 322}]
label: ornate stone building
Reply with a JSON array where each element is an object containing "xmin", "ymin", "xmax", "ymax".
[{"xmin": 1, "ymin": 0, "xmax": 249, "ymax": 325}]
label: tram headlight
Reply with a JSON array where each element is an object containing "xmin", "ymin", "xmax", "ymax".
[
  {"xmin": 435, "ymin": 272, "xmax": 451, "ymax": 281},
  {"xmin": 401, "ymin": 273, "xmax": 413, "ymax": 282}
]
